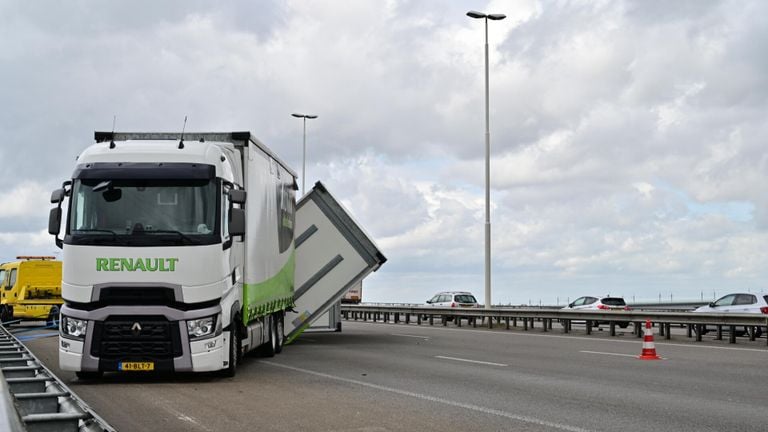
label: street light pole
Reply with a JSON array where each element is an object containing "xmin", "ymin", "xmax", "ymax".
[
  {"xmin": 291, "ymin": 113, "xmax": 318, "ymax": 195},
  {"xmin": 467, "ymin": 10, "xmax": 505, "ymax": 310}
]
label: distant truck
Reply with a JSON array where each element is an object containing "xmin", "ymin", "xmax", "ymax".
[
  {"xmin": 0, "ymin": 256, "xmax": 63, "ymax": 326},
  {"xmin": 342, "ymin": 281, "xmax": 363, "ymax": 304},
  {"xmin": 48, "ymin": 131, "xmax": 385, "ymax": 379}
]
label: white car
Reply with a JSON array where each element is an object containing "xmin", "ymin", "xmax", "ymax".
[
  {"xmin": 562, "ymin": 296, "xmax": 630, "ymax": 328},
  {"xmin": 426, "ymin": 291, "xmax": 479, "ymax": 308},
  {"xmin": 692, "ymin": 293, "xmax": 768, "ymax": 337},
  {"xmin": 693, "ymin": 293, "xmax": 768, "ymax": 314}
]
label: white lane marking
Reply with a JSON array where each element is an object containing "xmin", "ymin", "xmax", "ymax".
[
  {"xmin": 346, "ymin": 321, "xmax": 768, "ymax": 353},
  {"xmin": 579, "ymin": 351, "xmax": 639, "ymax": 358},
  {"xmin": 435, "ymin": 355, "xmax": 508, "ymax": 367},
  {"xmin": 261, "ymin": 361, "xmax": 593, "ymax": 432},
  {"xmin": 391, "ymin": 333, "xmax": 430, "ymax": 340}
]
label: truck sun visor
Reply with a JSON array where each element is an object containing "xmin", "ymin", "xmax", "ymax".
[{"xmin": 72, "ymin": 162, "xmax": 216, "ymax": 180}]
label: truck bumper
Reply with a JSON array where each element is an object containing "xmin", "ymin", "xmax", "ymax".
[{"xmin": 59, "ymin": 303, "xmax": 225, "ymax": 373}]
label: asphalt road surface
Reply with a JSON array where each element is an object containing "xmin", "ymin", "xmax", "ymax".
[{"xmin": 18, "ymin": 320, "xmax": 768, "ymax": 432}]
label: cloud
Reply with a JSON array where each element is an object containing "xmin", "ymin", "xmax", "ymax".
[{"xmin": 2, "ymin": 1, "xmax": 768, "ymax": 304}]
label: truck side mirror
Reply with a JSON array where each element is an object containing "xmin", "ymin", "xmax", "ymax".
[
  {"xmin": 49, "ymin": 183, "xmax": 69, "ymax": 249},
  {"xmin": 48, "ymin": 208, "xmax": 62, "ymax": 235},
  {"xmin": 229, "ymin": 208, "xmax": 245, "ymax": 237},
  {"xmin": 230, "ymin": 189, "xmax": 246, "ymax": 205},
  {"xmin": 50, "ymin": 188, "xmax": 66, "ymax": 203}
]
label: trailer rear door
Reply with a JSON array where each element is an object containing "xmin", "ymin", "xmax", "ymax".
[{"xmin": 286, "ymin": 182, "xmax": 386, "ymax": 342}]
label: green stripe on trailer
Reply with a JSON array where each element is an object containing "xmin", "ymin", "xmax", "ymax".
[{"xmin": 242, "ymin": 253, "xmax": 295, "ymax": 323}]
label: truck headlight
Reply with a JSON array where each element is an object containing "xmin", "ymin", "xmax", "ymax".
[
  {"xmin": 187, "ymin": 316, "xmax": 217, "ymax": 339},
  {"xmin": 62, "ymin": 316, "xmax": 88, "ymax": 338}
]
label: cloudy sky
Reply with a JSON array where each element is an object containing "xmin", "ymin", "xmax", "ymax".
[{"xmin": 2, "ymin": 0, "xmax": 767, "ymax": 305}]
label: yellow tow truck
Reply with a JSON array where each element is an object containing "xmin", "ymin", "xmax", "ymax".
[{"xmin": 0, "ymin": 256, "xmax": 63, "ymax": 327}]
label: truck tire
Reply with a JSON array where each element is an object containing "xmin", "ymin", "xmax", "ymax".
[
  {"xmin": 221, "ymin": 320, "xmax": 241, "ymax": 378},
  {"xmin": 260, "ymin": 316, "xmax": 276, "ymax": 358},
  {"xmin": 0, "ymin": 305, "xmax": 10, "ymax": 324},
  {"xmin": 47, "ymin": 306, "xmax": 60, "ymax": 329},
  {"xmin": 274, "ymin": 314, "xmax": 284, "ymax": 354}
]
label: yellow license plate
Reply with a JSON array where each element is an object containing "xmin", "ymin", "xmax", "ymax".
[{"xmin": 119, "ymin": 362, "xmax": 154, "ymax": 371}]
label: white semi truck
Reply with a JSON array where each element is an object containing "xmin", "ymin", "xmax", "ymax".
[{"xmin": 48, "ymin": 131, "xmax": 385, "ymax": 378}]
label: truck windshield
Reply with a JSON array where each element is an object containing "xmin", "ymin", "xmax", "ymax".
[{"xmin": 67, "ymin": 179, "xmax": 219, "ymax": 246}]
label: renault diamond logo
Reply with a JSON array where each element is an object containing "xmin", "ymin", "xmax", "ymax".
[{"xmin": 131, "ymin": 322, "xmax": 142, "ymax": 336}]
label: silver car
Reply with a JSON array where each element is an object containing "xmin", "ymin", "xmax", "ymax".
[{"xmin": 692, "ymin": 293, "xmax": 768, "ymax": 337}]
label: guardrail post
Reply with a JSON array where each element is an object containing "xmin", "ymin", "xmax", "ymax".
[
  {"xmin": 488, "ymin": 316, "xmax": 493, "ymax": 329},
  {"xmin": 394, "ymin": 313, "xmax": 399, "ymax": 323},
  {"xmin": 659, "ymin": 323, "xmax": 665, "ymax": 337},
  {"xmin": 405, "ymin": 313, "xmax": 410, "ymax": 324},
  {"xmin": 429, "ymin": 315, "xmax": 434, "ymax": 326},
  {"xmin": 542, "ymin": 318, "xmax": 548, "ymax": 332},
  {"xmin": 695, "ymin": 324, "xmax": 703, "ymax": 342},
  {"xmin": 716, "ymin": 325, "xmax": 722, "ymax": 340},
  {"xmin": 505, "ymin": 317, "xmax": 510, "ymax": 330},
  {"xmin": 513, "ymin": 318, "xmax": 517, "ymax": 328},
  {"xmin": 442, "ymin": 315, "xmax": 447, "ymax": 326},
  {"xmin": 686, "ymin": 324, "xmax": 692, "ymax": 338},
  {"xmin": 523, "ymin": 318, "xmax": 528, "ymax": 331},
  {"xmin": 634, "ymin": 322, "xmax": 641, "ymax": 338},
  {"xmin": 472, "ymin": 317, "xmax": 477, "ymax": 328},
  {"xmin": 609, "ymin": 322, "xmax": 616, "ymax": 336},
  {"xmin": 457, "ymin": 316, "xmax": 461, "ymax": 327},
  {"xmin": 586, "ymin": 320, "xmax": 591, "ymax": 335},
  {"xmin": 729, "ymin": 326, "xmax": 736, "ymax": 344},
  {"xmin": 416, "ymin": 314, "xmax": 421, "ymax": 325},
  {"xmin": 664, "ymin": 323, "xmax": 671, "ymax": 340},
  {"xmin": 749, "ymin": 326, "xmax": 757, "ymax": 341}
]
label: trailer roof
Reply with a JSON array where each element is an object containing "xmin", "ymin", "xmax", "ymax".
[{"xmin": 94, "ymin": 131, "xmax": 297, "ymax": 179}]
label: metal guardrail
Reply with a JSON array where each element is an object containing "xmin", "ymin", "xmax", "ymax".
[
  {"xmin": 0, "ymin": 323, "xmax": 116, "ymax": 432},
  {"xmin": 341, "ymin": 305, "xmax": 768, "ymax": 345}
]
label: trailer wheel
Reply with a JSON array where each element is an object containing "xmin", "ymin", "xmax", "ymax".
[
  {"xmin": 261, "ymin": 315, "xmax": 276, "ymax": 358},
  {"xmin": 274, "ymin": 314, "xmax": 284, "ymax": 354}
]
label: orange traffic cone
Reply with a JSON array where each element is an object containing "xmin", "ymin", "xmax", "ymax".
[{"xmin": 638, "ymin": 320, "xmax": 662, "ymax": 360}]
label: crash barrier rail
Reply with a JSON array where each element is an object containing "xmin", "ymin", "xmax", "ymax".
[
  {"xmin": 340, "ymin": 305, "xmax": 768, "ymax": 346},
  {"xmin": 0, "ymin": 323, "xmax": 116, "ymax": 432}
]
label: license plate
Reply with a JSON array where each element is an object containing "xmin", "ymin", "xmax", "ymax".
[{"xmin": 119, "ymin": 362, "xmax": 154, "ymax": 371}]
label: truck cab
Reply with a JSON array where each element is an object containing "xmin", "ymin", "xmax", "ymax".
[{"xmin": 0, "ymin": 256, "xmax": 63, "ymax": 326}]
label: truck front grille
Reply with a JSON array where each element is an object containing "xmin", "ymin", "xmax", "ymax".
[{"xmin": 91, "ymin": 316, "xmax": 182, "ymax": 359}]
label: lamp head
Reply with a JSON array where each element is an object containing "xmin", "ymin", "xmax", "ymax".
[
  {"xmin": 466, "ymin": 10, "xmax": 485, "ymax": 19},
  {"xmin": 488, "ymin": 14, "xmax": 506, "ymax": 20}
]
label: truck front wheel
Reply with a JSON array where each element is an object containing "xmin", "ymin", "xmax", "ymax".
[
  {"xmin": 222, "ymin": 320, "xmax": 241, "ymax": 378},
  {"xmin": 0, "ymin": 305, "xmax": 10, "ymax": 324},
  {"xmin": 47, "ymin": 306, "xmax": 60, "ymax": 329}
]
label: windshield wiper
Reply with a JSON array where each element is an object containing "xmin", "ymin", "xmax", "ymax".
[
  {"xmin": 72, "ymin": 229, "xmax": 127, "ymax": 245},
  {"xmin": 138, "ymin": 230, "xmax": 201, "ymax": 245}
]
